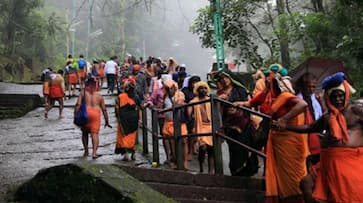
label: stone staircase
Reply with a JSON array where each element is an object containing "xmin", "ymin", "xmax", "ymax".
[
  {"xmin": 0, "ymin": 94, "xmax": 42, "ymax": 119},
  {"xmin": 119, "ymin": 165, "xmax": 265, "ymax": 203}
]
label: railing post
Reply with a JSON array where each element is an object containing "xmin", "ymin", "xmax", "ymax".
[
  {"xmin": 142, "ymin": 107, "xmax": 148, "ymax": 154},
  {"xmin": 151, "ymin": 108, "xmax": 159, "ymax": 165},
  {"xmin": 211, "ymin": 95, "xmax": 223, "ymax": 174},
  {"xmin": 173, "ymin": 107, "xmax": 184, "ymax": 170}
]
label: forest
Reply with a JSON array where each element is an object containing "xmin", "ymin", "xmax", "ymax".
[{"xmin": 0, "ymin": 0, "xmax": 362, "ymax": 91}]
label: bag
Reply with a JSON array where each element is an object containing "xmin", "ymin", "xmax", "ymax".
[
  {"xmin": 78, "ymin": 59, "xmax": 86, "ymax": 69},
  {"xmin": 118, "ymin": 104, "xmax": 138, "ymax": 134},
  {"xmin": 74, "ymin": 92, "xmax": 88, "ymax": 126}
]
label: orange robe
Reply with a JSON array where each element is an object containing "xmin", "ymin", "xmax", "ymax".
[
  {"xmin": 313, "ymin": 147, "xmax": 363, "ymax": 202},
  {"xmin": 98, "ymin": 63, "xmax": 105, "ymax": 78},
  {"xmin": 85, "ymin": 106, "xmax": 101, "ymax": 134},
  {"xmin": 49, "ymin": 74, "xmax": 65, "ymax": 98},
  {"xmin": 78, "ymin": 69, "xmax": 86, "ymax": 79},
  {"xmin": 115, "ymin": 93, "xmax": 137, "ymax": 153},
  {"xmin": 265, "ymin": 92, "xmax": 309, "ymax": 200},
  {"xmin": 68, "ymin": 73, "xmax": 78, "ymax": 84},
  {"xmin": 162, "ymin": 119, "xmax": 187, "ymax": 137},
  {"xmin": 191, "ymin": 97, "xmax": 213, "ymax": 146}
]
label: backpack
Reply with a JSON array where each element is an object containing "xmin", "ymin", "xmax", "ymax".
[{"xmin": 78, "ymin": 59, "xmax": 86, "ymax": 69}]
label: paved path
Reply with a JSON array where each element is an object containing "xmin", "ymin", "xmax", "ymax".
[{"xmin": 0, "ymin": 82, "xmax": 263, "ymax": 201}]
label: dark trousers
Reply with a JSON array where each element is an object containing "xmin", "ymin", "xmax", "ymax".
[
  {"xmin": 225, "ymin": 126, "xmax": 257, "ymax": 176},
  {"xmin": 106, "ymin": 74, "xmax": 116, "ymax": 92}
]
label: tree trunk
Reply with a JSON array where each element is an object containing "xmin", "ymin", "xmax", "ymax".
[{"xmin": 276, "ymin": 0, "xmax": 290, "ymax": 68}]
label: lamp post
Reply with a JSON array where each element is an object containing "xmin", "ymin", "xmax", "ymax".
[{"xmin": 210, "ymin": 0, "xmax": 225, "ymax": 70}]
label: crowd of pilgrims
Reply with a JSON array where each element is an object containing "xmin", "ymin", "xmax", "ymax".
[{"xmin": 41, "ymin": 54, "xmax": 363, "ymax": 203}]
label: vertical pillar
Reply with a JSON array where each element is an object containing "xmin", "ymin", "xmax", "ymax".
[
  {"xmin": 211, "ymin": 95, "xmax": 223, "ymax": 174},
  {"xmin": 151, "ymin": 109, "xmax": 160, "ymax": 165},
  {"xmin": 142, "ymin": 107, "xmax": 148, "ymax": 154},
  {"xmin": 173, "ymin": 107, "xmax": 183, "ymax": 170},
  {"xmin": 72, "ymin": 0, "xmax": 76, "ymax": 56},
  {"xmin": 211, "ymin": 0, "xmax": 225, "ymax": 70}
]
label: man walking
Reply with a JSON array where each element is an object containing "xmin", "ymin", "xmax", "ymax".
[
  {"xmin": 104, "ymin": 56, "xmax": 118, "ymax": 95},
  {"xmin": 75, "ymin": 77, "xmax": 111, "ymax": 159}
]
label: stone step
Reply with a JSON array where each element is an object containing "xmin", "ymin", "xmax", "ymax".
[
  {"xmin": 118, "ymin": 165, "xmax": 265, "ymax": 202},
  {"xmin": 0, "ymin": 94, "xmax": 42, "ymax": 119},
  {"xmin": 175, "ymin": 198, "xmax": 249, "ymax": 203},
  {"xmin": 147, "ymin": 182, "xmax": 265, "ymax": 202},
  {"xmin": 119, "ymin": 165, "xmax": 265, "ymax": 190}
]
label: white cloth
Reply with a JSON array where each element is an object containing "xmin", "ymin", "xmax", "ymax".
[
  {"xmin": 182, "ymin": 76, "xmax": 191, "ymax": 89},
  {"xmin": 161, "ymin": 74, "xmax": 172, "ymax": 82},
  {"xmin": 104, "ymin": 60, "xmax": 118, "ymax": 74},
  {"xmin": 297, "ymin": 92, "xmax": 323, "ymax": 120}
]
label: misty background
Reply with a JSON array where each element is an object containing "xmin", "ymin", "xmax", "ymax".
[{"xmin": 46, "ymin": 0, "xmax": 215, "ymax": 79}]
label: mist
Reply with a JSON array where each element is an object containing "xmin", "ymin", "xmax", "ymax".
[
  {"xmin": 140, "ymin": 0, "xmax": 214, "ymax": 79},
  {"xmin": 46, "ymin": 0, "xmax": 215, "ymax": 80}
]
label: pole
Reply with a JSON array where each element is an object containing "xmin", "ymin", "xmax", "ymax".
[
  {"xmin": 151, "ymin": 109, "xmax": 160, "ymax": 165},
  {"xmin": 210, "ymin": 0, "xmax": 225, "ymax": 70},
  {"xmin": 72, "ymin": 0, "xmax": 76, "ymax": 56},
  {"xmin": 211, "ymin": 95, "xmax": 223, "ymax": 174},
  {"xmin": 143, "ymin": 39, "xmax": 146, "ymax": 60},
  {"xmin": 86, "ymin": 0, "xmax": 91, "ymax": 60},
  {"xmin": 142, "ymin": 107, "xmax": 148, "ymax": 154},
  {"xmin": 66, "ymin": 9, "xmax": 69, "ymax": 56}
]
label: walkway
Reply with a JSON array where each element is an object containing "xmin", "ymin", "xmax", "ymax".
[{"xmin": 0, "ymin": 82, "xmax": 240, "ymax": 201}]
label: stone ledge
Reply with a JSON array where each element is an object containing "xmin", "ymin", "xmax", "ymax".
[{"xmin": 12, "ymin": 162, "xmax": 176, "ymax": 203}]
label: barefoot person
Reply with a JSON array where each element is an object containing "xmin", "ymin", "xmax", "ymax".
[
  {"xmin": 45, "ymin": 70, "xmax": 65, "ymax": 119},
  {"xmin": 75, "ymin": 77, "xmax": 111, "ymax": 159},
  {"xmin": 274, "ymin": 72, "xmax": 363, "ymax": 203},
  {"xmin": 162, "ymin": 79, "xmax": 188, "ymax": 169},
  {"xmin": 115, "ymin": 78, "xmax": 138, "ymax": 161},
  {"xmin": 41, "ymin": 67, "xmax": 53, "ymax": 110},
  {"xmin": 187, "ymin": 81, "xmax": 214, "ymax": 174}
]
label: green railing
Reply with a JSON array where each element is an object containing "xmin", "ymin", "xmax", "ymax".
[{"xmin": 139, "ymin": 94, "xmax": 271, "ymax": 174}]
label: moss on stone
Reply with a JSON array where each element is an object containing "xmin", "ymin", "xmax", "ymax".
[{"xmin": 13, "ymin": 162, "xmax": 176, "ymax": 203}]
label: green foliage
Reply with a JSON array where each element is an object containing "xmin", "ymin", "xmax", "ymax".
[
  {"xmin": 191, "ymin": 1, "xmax": 264, "ymax": 69},
  {"xmin": 192, "ymin": 0, "xmax": 363, "ymax": 88}
]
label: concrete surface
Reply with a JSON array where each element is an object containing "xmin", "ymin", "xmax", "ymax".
[{"xmin": 0, "ymin": 82, "xmax": 263, "ymax": 202}]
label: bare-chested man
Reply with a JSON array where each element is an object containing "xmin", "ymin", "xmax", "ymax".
[
  {"xmin": 74, "ymin": 77, "xmax": 112, "ymax": 159},
  {"xmin": 273, "ymin": 72, "xmax": 363, "ymax": 203},
  {"xmin": 187, "ymin": 81, "xmax": 214, "ymax": 174}
]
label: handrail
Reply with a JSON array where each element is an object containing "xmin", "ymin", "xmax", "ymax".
[
  {"xmin": 158, "ymin": 98, "xmax": 211, "ymax": 113},
  {"xmin": 140, "ymin": 94, "xmax": 270, "ymax": 172},
  {"xmin": 216, "ymin": 130, "xmax": 266, "ymax": 158},
  {"xmin": 214, "ymin": 97, "xmax": 271, "ymax": 119}
]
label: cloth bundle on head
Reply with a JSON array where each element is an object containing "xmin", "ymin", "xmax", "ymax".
[
  {"xmin": 322, "ymin": 72, "xmax": 356, "ymax": 95},
  {"xmin": 269, "ymin": 63, "xmax": 283, "ymax": 73},
  {"xmin": 214, "ymin": 69, "xmax": 249, "ymax": 93},
  {"xmin": 163, "ymin": 79, "xmax": 185, "ymax": 104},
  {"xmin": 273, "ymin": 73, "xmax": 295, "ymax": 94},
  {"xmin": 321, "ymin": 72, "xmax": 356, "ymax": 143},
  {"xmin": 193, "ymin": 81, "xmax": 210, "ymax": 95},
  {"xmin": 161, "ymin": 74, "xmax": 172, "ymax": 83}
]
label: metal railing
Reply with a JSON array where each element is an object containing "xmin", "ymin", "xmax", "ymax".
[{"xmin": 138, "ymin": 94, "xmax": 271, "ymax": 174}]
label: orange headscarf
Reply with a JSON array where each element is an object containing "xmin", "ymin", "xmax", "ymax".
[{"xmin": 324, "ymin": 80, "xmax": 351, "ymax": 143}]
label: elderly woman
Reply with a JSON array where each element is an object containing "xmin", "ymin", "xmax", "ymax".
[
  {"xmin": 216, "ymin": 69, "xmax": 255, "ymax": 176},
  {"xmin": 115, "ymin": 78, "xmax": 138, "ymax": 161},
  {"xmin": 162, "ymin": 79, "xmax": 188, "ymax": 169}
]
